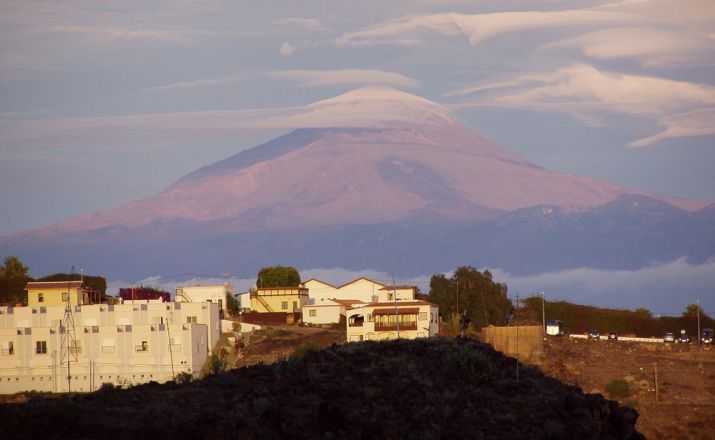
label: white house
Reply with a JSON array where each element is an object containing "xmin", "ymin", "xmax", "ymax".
[
  {"xmin": 175, "ymin": 284, "xmax": 236, "ymax": 316},
  {"xmin": 345, "ymin": 300, "xmax": 439, "ymax": 342},
  {"xmin": 304, "ymin": 277, "xmax": 416, "ymax": 305},
  {"xmin": 0, "ymin": 301, "xmax": 220, "ymax": 394},
  {"xmin": 302, "ymin": 277, "xmax": 418, "ymax": 325},
  {"xmin": 302, "ymin": 299, "xmax": 365, "ymax": 325}
]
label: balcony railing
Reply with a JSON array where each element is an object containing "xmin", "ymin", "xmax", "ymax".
[{"xmin": 375, "ymin": 323, "xmax": 417, "ymax": 331}]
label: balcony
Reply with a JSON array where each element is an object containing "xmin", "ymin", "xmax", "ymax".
[{"xmin": 375, "ymin": 322, "xmax": 417, "ymax": 331}]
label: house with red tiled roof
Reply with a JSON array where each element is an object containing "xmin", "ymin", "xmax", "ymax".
[
  {"xmin": 302, "ymin": 277, "xmax": 418, "ymax": 325},
  {"xmin": 345, "ymin": 300, "xmax": 439, "ymax": 342},
  {"xmin": 304, "ymin": 277, "xmax": 415, "ymax": 305}
]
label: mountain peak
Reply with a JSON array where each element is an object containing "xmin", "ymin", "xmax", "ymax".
[{"xmin": 304, "ymin": 85, "xmax": 455, "ymax": 127}]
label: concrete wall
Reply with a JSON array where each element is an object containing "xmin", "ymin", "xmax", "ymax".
[{"xmin": 481, "ymin": 325, "xmax": 544, "ymax": 360}]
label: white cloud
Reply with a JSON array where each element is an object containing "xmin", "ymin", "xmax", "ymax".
[
  {"xmin": 273, "ymin": 18, "xmax": 328, "ymax": 33},
  {"xmin": 269, "ymin": 69, "xmax": 420, "ymax": 88},
  {"xmin": 141, "ymin": 76, "xmax": 248, "ymax": 93},
  {"xmin": 630, "ymin": 108, "xmax": 715, "ymax": 147},
  {"xmin": 542, "ymin": 27, "xmax": 715, "ymax": 67},
  {"xmin": 280, "ymin": 42, "xmax": 297, "ymax": 56},
  {"xmin": 449, "ymin": 64, "xmax": 715, "ymax": 146},
  {"xmin": 491, "ymin": 257, "xmax": 715, "ymax": 314},
  {"xmin": 336, "ymin": 10, "xmax": 639, "ymax": 48}
]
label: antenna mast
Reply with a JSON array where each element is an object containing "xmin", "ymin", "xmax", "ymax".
[{"xmin": 59, "ymin": 268, "xmax": 79, "ymax": 393}]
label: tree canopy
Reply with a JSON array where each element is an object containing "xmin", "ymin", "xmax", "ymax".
[
  {"xmin": 0, "ymin": 256, "xmax": 31, "ymax": 306},
  {"xmin": 257, "ymin": 266, "xmax": 301, "ymax": 288},
  {"xmin": 38, "ymin": 273, "xmax": 107, "ymax": 296},
  {"xmin": 428, "ymin": 266, "xmax": 512, "ymax": 330},
  {"xmin": 0, "ymin": 256, "xmax": 30, "ymax": 279}
]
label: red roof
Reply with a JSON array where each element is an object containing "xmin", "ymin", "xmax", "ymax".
[
  {"xmin": 378, "ymin": 285, "xmax": 416, "ymax": 291},
  {"xmin": 372, "ymin": 307, "xmax": 420, "ymax": 316}
]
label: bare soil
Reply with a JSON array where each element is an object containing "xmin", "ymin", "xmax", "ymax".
[{"xmin": 537, "ymin": 338, "xmax": 715, "ymax": 440}]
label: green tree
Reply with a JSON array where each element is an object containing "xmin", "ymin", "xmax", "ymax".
[
  {"xmin": 256, "ymin": 266, "xmax": 301, "ymax": 288},
  {"xmin": 683, "ymin": 303, "xmax": 700, "ymax": 317},
  {"xmin": 0, "ymin": 256, "xmax": 30, "ymax": 279},
  {"xmin": 428, "ymin": 266, "xmax": 512, "ymax": 330},
  {"xmin": 0, "ymin": 256, "xmax": 32, "ymax": 306}
]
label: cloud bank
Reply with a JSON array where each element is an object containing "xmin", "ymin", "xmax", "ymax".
[{"xmin": 107, "ymin": 258, "xmax": 715, "ymax": 317}]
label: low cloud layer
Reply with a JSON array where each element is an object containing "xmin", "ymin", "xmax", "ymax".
[{"xmin": 107, "ymin": 258, "xmax": 715, "ymax": 318}]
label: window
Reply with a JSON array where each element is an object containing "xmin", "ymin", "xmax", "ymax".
[
  {"xmin": 62, "ymin": 292, "xmax": 69, "ymax": 302},
  {"xmin": 35, "ymin": 340, "xmax": 47, "ymax": 354},
  {"xmin": 103, "ymin": 338, "xmax": 115, "ymax": 352},
  {"xmin": 281, "ymin": 301, "xmax": 288, "ymax": 310},
  {"xmin": 136, "ymin": 341, "xmax": 148, "ymax": 352},
  {"xmin": 1, "ymin": 341, "xmax": 13, "ymax": 356},
  {"xmin": 309, "ymin": 309, "xmax": 316, "ymax": 317},
  {"xmin": 186, "ymin": 316, "xmax": 197, "ymax": 324},
  {"xmin": 37, "ymin": 293, "xmax": 44, "ymax": 303},
  {"xmin": 419, "ymin": 312, "xmax": 428, "ymax": 321}
]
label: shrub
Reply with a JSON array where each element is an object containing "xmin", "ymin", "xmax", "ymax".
[
  {"xmin": 443, "ymin": 345, "xmax": 495, "ymax": 377},
  {"xmin": 292, "ymin": 340, "xmax": 320, "ymax": 358},
  {"xmin": 174, "ymin": 372, "xmax": 194, "ymax": 384},
  {"xmin": 605, "ymin": 378, "xmax": 631, "ymax": 399}
]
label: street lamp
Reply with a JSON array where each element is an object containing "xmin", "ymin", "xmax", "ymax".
[{"xmin": 697, "ymin": 299, "xmax": 701, "ymax": 349}]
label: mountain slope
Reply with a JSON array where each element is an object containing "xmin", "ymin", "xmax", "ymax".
[{"xmin": 1, "ymin": 86, "xmax": 712, "ymax": 280}]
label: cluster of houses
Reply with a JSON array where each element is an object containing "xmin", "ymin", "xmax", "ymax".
[{"xmin": 0, "ymin": 277, "xmax": 438, "ymax": 394}]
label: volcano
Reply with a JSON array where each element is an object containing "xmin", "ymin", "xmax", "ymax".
[{"xmin": 1, "ymin": 86, "xmax": 713, "ymax": 279}]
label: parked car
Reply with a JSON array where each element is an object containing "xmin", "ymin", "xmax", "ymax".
[
  {"xmin": 701, "ymin": 328, "xmax": 713, "ymax": 345},
  {"xmin": 588, "ymin": 329, "xmax": 600, "ymax": 340},
  {"xmin": 607, "ymin": 331, "xmax": 618, "ymax": 340},
  {"xmin": 676, "ymin": 333, "xmax": 690, "ymax": 344},
  {"xmin": 663, "ymin": 332, "xmax": 675, "ymax": 343}
]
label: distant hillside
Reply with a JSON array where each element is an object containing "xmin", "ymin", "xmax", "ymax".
[{"xmin": 0, "ymin": 338, "xmax": 643, "ymax": 439}]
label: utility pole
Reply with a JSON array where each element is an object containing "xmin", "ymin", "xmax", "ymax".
[
  {"xmin": 697, "ymin": 299, "xmax": 701, "ymax": 349},
  {"xmin": 654, "ymin": 362, "xmax": 659, "ymax": 403},
  {"xmin": 541, "ymin": 292, "xmax": 546, "ymax": 339},
  {"xmin": 393, "ymin": 273, "xmax": 399, "ymax": 339},
  {"xmin": 455, "ymin": 279, "xmax": 459, "ymax": 317},
  {"xmin": 516, "ymin": 292, "xmax": 520, "ymax": 382}
]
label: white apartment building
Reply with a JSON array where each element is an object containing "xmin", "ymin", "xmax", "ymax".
[
  {"xmin": 175, "ymin": 283, "xmax": 236, "ymax": 316},
  {"xmin": 0, "ymin": 301, "xmax": 219, "ymax": 394}
]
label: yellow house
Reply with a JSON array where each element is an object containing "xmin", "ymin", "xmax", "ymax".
[
  {"xmin": 26, "ymin": 281, "xmax": 101, "ymax": 307},
  {"xmin": 250, "ymin": 286, "xmax": 309, "ymax": 313}
]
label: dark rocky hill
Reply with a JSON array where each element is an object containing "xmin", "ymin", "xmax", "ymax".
[{"xmin": 0, "ymin": 338, "xmax": 643, "ymax": 439}]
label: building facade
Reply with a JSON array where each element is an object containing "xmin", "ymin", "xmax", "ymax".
[
  {"xmin": 249, "ymin": 287, "xmax": 309, "ymax": 313},
  {"xmin": 301, "ymin": 299, "xmax": 365, "ymax": 325},
  {"xmin": 345, "ymin": 301, "xmax": 439, "ymax": 342},
  {"xmin": 0, "ymin": 301, "xmax": 219, "ymax": 394},
  {"xmin": 176, "ymin": 284, "xmax": 236, "ymax": 316},
  {"xmin": 26, "ymin": 281, "xmax": 102, "ymax": 307},
  {"xmin": 304, "ymin": 277, "xmax": 416, "ymax": 305}
]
